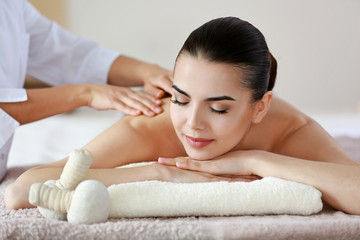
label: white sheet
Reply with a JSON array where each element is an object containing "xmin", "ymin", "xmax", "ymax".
[
  {"xmin": 311, "ymin": 114, "xmax": 360, "ymax": 137},
  {"xmin": 8, "ymin": 107, "xmax": 125, "ymax": 167}
]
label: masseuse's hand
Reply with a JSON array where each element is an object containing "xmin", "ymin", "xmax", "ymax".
[
  {"xmin": 142, "ymin": 64, "xmax": 173, "ymax": 99},
  {"xmin": 85, "ymin": 84, "xmax": 163, "ymax": 117},
  {"xmin": 158, "ymin": 150, "xmax": 263, "ymax": 180},
  {"xmin": 108, "ymin": 56, "xmax": 173, "ymax": 100},
  {"xmin": 152, "ymin": 163, "xmax": 253, "ymax": 183}
]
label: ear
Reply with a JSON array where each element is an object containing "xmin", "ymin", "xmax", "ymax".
[{"xmin": 252, "ymin": 91, "xmax": 273, "ymax": 124}]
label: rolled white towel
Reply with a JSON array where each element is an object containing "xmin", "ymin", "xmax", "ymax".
[{"xmin": 108, "ymin": 177, "xmax": 323, "ymax": 218}]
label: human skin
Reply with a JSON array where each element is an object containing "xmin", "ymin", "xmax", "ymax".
[{"xmin": 5, "ymin": 55, "xmax": 360, "ymax": 214}]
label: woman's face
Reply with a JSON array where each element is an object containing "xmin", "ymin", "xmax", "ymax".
[{"xmin": 170, "ymin": 55, "xmax": 256, "ymax": 160}]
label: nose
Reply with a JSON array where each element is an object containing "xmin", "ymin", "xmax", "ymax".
[{"xmin": 187, "ymin": 104, "xmax": 205, "ymax": 130}]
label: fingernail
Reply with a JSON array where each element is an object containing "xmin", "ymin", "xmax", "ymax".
[
  {"xmin": 157, "ymin": 91, "xmax": 164, "ymax": 99},
  {"xmin": 134, "ymin": 110, "xmax": 141, "ymax": 115},
  {"xmin": 155, "ymin": 99, "xmax": 162, "ymax": 105},
  {"xmin": 154, "ymin": 107, "xmax": 162, "ymax": 113},
  {"xmin": 146, "ymin": 110, "xmax": 155, "ymax": 116},
  {"xmin": 158, "ymin": 157, "xmax": 167, "ymax": 163},
  {"xmin": 176, "ymin": 162, "xmax": 184, "ymax": 167}
]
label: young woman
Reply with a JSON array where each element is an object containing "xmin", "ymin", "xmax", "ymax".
[{"xmin": 5, "ymin": 17, "xmax": 360, "ymax": 214}]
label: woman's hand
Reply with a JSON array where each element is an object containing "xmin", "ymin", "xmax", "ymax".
[
  {"xmin": 158, "ymin": 150, "xmax": 263, "ymax": 179},
  {"xmin": 84, "ymin": 84, "xmax": 163, "ymax": 116},
  {"xmin": 151, "ymin": 163, "xmax": 255, "ymax": 183}
]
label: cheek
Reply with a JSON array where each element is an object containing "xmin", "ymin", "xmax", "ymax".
[
  {"xmin": 212, "ymin": 112, "xmax": 252, "ymax": 144},
  {"xmin": 170, "ymin": 105, "xmax": 183, "ymax": 133},
  {"xmin": 212, "ymin": 118, "xmax": 243, "ymax": 140}
]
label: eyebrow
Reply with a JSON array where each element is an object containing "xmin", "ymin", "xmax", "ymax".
[
  {"xmin": 172, "ymin": 85, "xmax": 190, "ymax": 97},
  {"xmin": 205, "ymin": 96, "xmax": 235, "ymax": 102},
  {"xmin": 172, "ymin": 85, "xmax": 235, "ymax": 102}
]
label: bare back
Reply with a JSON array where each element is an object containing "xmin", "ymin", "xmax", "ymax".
[{"xmin": 242, "ymin": 98, "xmax": 355, "ymax": 164}]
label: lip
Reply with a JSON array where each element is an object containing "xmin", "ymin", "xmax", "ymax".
[{"xmin": 185, "ymin": 135, "xmax": 214, "ymax": 148}]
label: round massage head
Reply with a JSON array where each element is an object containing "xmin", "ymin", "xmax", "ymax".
[{"xmin": 67, "ymin": 180, "xmax": 110, "ymax": 224}]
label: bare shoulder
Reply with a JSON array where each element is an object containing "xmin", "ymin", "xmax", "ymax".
[
  {"xmin": 83, "ymin": 98, "xmax": 184, "ymax": 168},
  {"xmin": 125, "ymin": 98, "xmax": 173, "ymax": 130},
  {"xmin": 245, "ymin": 97, "xmax": 309, "ymax": 151},
  {"xmin": 267, "ymin": 97, "xmax": 311, "ymax": 135},
  {"xmin": 259, "ymin": 97, "xmax": 356, "ymax": 164},
  {"xmin": 122, "ymin": 97, "xmax": 185, "ymax": 158}
]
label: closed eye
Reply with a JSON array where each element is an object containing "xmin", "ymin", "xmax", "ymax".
[
  {"xmin": 170, "ymin": 98, "xmax": 189, "ymax": 106},
  {"xmin": 210, "ymin": 107, "xmax": 228, "ymax": 114}
]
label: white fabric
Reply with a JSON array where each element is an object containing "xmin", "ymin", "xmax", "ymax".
[
  {"xmin": 0, "ymin": 137, "xmax": 13, "ymax": 182},
  {"xmin": 0, "ymin": 0, "xmax": 119, "ymax": 180},
  {"xmin": 0, "ymin": 110, "xmax": 20, "ymax": 149},
  {"xmin": 108, "ymin": 177, "xmax": 323, "ymax": 218},
  {"xmin": 0, "ymin": 89, "xmax": 27, "ymax": 102}
]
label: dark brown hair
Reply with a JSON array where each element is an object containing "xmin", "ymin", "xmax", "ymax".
[{"xmin": 176, "ymin": 17, "xmax": 277, "ymax": 102}]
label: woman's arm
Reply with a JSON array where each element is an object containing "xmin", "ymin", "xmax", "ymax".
[
  {"xmin": 159, "ymin": 117, "xmax": 360, "ymax": 214},
  {"xmin": 253, "ymin": 151, "xmax": 360, "ymax": 214},
  {"xmin": 5, "ymin": 159, "xmax": 244, "ymax": 210},
  {"xmin": 255, "ymin": 118, "xmax": 360, "ymax": 214},
  {"xmin": 5, "ymin": 162, "xmax": 159, "ymax": 209}
]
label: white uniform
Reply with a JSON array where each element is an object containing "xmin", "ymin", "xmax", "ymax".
[{"xmin": 0, "ymin": 0, "xmax": 119, "ymax": 180}]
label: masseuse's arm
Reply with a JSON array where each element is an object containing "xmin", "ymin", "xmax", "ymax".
[
  {"xmin": 159, "ymin": 117, "xmax": 360, "ymax": 214},
  {"xmin": 0, "ymin": 56, "xmax": 173, "ymax": 124},
  {"xmin": 0, "ymin": 83, "xmax": 161, "ymax": 125}
]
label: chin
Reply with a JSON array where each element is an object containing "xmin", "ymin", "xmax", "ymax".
[{"xmin": 185, "ymin": 149, "xmax": 219, "ymax": 161}]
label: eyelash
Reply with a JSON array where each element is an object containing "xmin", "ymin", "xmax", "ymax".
[
  {"xmin": 210, "ymin": 108, "xmax": 228, "ymax": 115},
  {"xmin": 170, "ymin": 98, "xmax": 188, "ymax": 106},
  {"xmin": 170, "ymin": 98, "xmax": 228, "ymax": 115}
]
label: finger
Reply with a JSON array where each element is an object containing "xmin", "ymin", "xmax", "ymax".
[
  {"xmin": 111, "ymin": 87, "xmax": 162, "ymax": 115},
  {"xmin": 176, "ymin": 157, "xmax": 245, "ymax": 176},
  {"xmin": 111, "ymin": 101, "xmax": 141, "ymax": 116},
  {"xmin": 145, "ymin": 74, "xmax": 173, "ymax": 97},
  {"xmin": 227, "ymin": 177, "xmax": 257, "ymax": 182},
  {"xmin": 210, "ymin": 175, "xmax": 258, "ymax": 182},
  {"xmin": 157, "ymin": 157, "xmax": 177, "ymax": 166},
  {"xmin": 120, "ymin": 96, "xmax": 159, "ymax": 117},
  {"xmin": 134, "ymin": 90, "xmax": 162, "ymax": 105},
  {"xmin": 218, "ymin": 174, "xmax": 261, "ymax": 181},
  {"xmin": 124, "ymin": 92, "xmax": 164, "ymax": 115},
  {"xmin": 160, "ymin": 73, "xmax": 174, "ymax": 95},
  {"xmin": 132, "ymin": 91, "xmax": 163, "ymax": 108},
  {"xmin": 175, "ymin": 158, "xmax": 218, "ymax": 174},
  {"xmin": 144, "ymin": 84, "xmax": 165, "ymax": 99}
]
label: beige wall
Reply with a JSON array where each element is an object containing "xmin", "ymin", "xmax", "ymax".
[
  {"xmin": 30, "ymin": 0, "xmax": 360, "ymax": 115},
  {"xmin": 28, "ymin": 0, "xmax": 67, "ymax": 27}
]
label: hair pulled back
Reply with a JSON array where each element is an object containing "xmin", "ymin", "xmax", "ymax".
[{"xmin": 177, "ymin": 17, "xmax": 277, "ymax": 102}]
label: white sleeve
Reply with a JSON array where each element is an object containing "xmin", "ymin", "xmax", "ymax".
[
  {"xmin": 24, "ymin": 1, "xmax": 119, "ymax": 86},
  {"xmin": 0, "ymin": 89, "xmax": 27, "ymax": 149},
  {"xmin": 0, "ymin": 109, "xmax": 19, "ymax": 149}
]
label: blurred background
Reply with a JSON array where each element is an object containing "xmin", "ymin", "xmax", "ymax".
[{"xmin": 29, "ymin": 0, "xmax": 360, "ymax": 117}]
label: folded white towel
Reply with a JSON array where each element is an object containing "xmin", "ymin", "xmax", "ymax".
[{"xmin": 108, "ymin": 177, "xmax": 323, "ymax": 218}]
